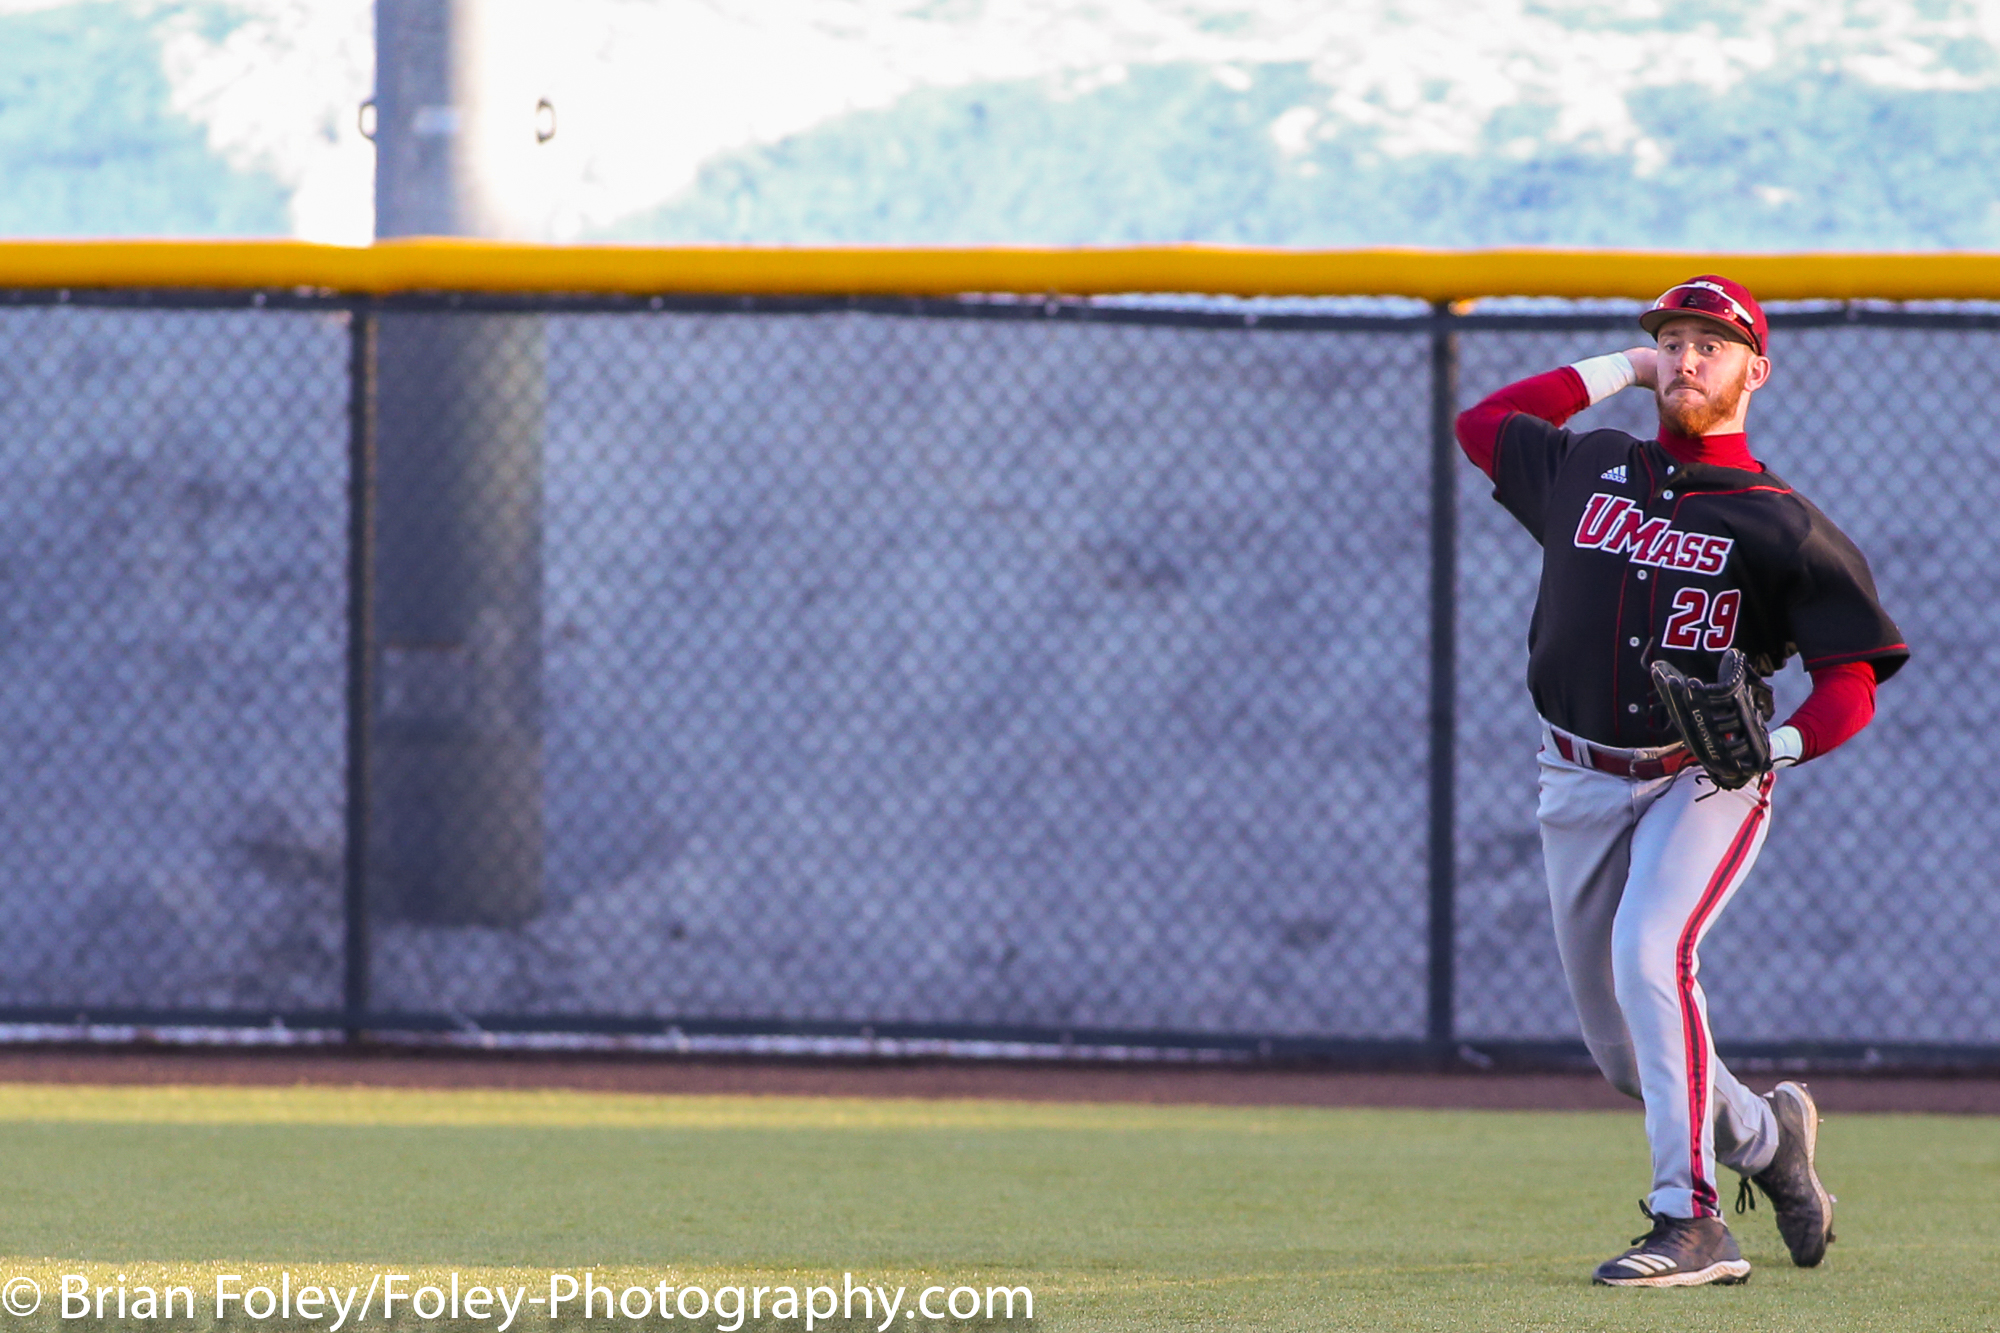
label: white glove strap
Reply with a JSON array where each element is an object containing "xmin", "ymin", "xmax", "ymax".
[
  {"xmin": 1569, "ymin": 352, "xmax": 1637, "ymax": 406},
  {"xmin": 1770, "ymin": 725, "xmax": 1804, "ymax": 768}
]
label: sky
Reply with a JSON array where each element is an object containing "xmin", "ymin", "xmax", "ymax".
[{"xmin": 7, "ymin": 0, "xmax": 2000, "ymax": 244}]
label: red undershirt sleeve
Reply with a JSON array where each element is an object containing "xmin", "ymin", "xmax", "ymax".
[
  {"xmin": 1781, "ymin": 660, "xmax": 1877, "ymax": 762},
  {"xmin": 1453, "ymin": 366, "xmax": 1590, "ymax": 479}
]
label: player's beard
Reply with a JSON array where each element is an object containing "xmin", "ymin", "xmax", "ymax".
[{"xmin": 1656, "ymin": 361, "xmax": 1749, "ymax": 436}]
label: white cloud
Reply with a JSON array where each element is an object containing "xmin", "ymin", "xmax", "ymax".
[
  {"xmin": 137, "ymin": 0, "xmax": 2000, "ymax": 241},
  {"xmin": 156, "ymin": 0, "xmax": 374, "ymax": 243},
  {"xmin": 1269, "ymin": 104, "xmax": 1318, "ymax": 156}
]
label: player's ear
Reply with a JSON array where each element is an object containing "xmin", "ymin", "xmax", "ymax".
[{"xmin": 1744, "ymin": 353, "xmax": 1772, "ymax": 393}]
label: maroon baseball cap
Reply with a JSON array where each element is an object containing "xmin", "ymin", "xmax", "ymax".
[{"xmin": 1638, "ymin": 275, "xmax": 1768, "ymax": 356}]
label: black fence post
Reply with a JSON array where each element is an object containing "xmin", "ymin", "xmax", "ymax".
[
  {"xmin": 1427, "ymin": 303, "xmax": 1459, "ymax": 1056},
  {"xmin": 344, "ymin": 306, "xmax": 377, "ymax": 1039}
]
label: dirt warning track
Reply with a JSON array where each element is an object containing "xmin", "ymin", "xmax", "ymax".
[{"xmin": 0, "ymin": 1046, "xmax": 1993, "ymax": 1114}]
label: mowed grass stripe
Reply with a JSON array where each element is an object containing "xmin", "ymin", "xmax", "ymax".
[
  {"xmin": 0, "ymin": 1083, "xmax": 1990, "ymax": 1331},
  {"xmin": 0, "ymin": 1081, "xmax": 1366, "ymax": 1132}
]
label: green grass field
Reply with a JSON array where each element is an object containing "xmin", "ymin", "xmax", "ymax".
[{"xmin": 0, "ymin": 1082, "xmax": 1991, "ymax": 1332}]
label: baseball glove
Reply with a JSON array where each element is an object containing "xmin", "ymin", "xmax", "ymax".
[{"xmin": 1649, "ymin": 649, "xmax": 1774, "ymax": 790}]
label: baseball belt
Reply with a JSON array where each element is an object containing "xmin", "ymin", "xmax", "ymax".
[{"xmin": 1547, "ymin": 726, "xmax": 1698, "ymax": 781}]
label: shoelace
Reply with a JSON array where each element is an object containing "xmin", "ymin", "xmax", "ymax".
[
  {"xmin": 1629, "ymin": 1201, "xmax": 1670, "ymax": 1247},
  {"xmin": 1735, "ymin": 1178, "xmax": 1758, "ymax": 1215}
]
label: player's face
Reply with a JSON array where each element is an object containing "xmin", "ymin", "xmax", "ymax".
[{"xmin": 1652, "ymin": 317, "xmax": 1769, "ymax": 436}]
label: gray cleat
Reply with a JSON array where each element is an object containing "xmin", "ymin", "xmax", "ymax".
[
  {"xmin": 1738, "ymin": 1080, "xmax": 1836, "ymax": 1267},
  {"xmin": 1593, "ymin": 1204, "xmax": 1752, "ymax": 1288}
]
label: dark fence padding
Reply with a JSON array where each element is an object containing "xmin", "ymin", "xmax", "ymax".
[
  {"xmin": 1453, "ymin": 324, "xmax": 2000, "ymax": 1046},
  {"xmin": 375, "ymin": 314, "xmax": 1432, "ymax": 1036},
  {"xmin": 0, "ymin": 308, "xmax": 348, "ymax": 1010},
  {"xmin": 0, "ymin": 295, "xmax": 1989, "ymax": 1052}
]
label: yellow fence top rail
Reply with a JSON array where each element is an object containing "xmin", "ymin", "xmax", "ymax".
[{"xmin": 2, "ymin": 239, "xmax": 1998, "ymax": 302}]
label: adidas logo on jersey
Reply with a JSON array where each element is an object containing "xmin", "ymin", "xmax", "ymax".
[{"xmin": 1600, "ymin": 464, "xmax": 1628, "ymax": 483}]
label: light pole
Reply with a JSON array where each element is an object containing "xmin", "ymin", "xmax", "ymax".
[{"xmin": 368, "ymin": 0, "xmax": 549, "ymax": 927}]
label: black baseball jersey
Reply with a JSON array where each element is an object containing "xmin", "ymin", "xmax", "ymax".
[{"xmin": 1492, "ymin": 415, "xmax": 1908, "ymax": 748}]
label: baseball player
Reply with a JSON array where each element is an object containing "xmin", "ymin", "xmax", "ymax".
[{"xmin": 1454, "ymin": 276, "xmax": 1908, "ymax": 1286}]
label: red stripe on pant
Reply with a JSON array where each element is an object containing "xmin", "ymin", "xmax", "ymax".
[{"xmin": 1676, "ymin": 773, "xmax": 1774, "ymax": 1216}]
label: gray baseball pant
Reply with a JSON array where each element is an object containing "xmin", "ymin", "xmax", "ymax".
[{"xmin": 1537, "ymin": 725, "xmax": 1781, "ymax": 1219}]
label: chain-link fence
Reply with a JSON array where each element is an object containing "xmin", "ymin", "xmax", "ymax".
[{"xmin": 0, "ymin": 290, "xmax": 1989, "ymax": 1062}]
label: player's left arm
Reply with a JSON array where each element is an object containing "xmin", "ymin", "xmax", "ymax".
[{"xmin": 1769, "ymin": 660, "xmax": 1876, "ymax": 766}]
